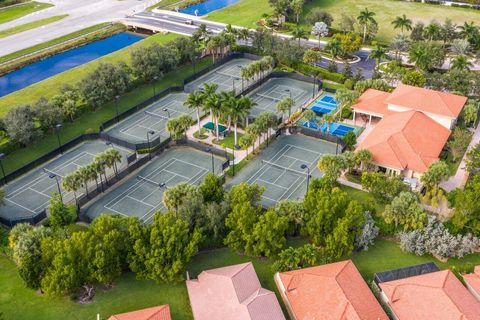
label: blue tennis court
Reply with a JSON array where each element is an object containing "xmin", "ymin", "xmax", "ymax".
[
  {"xmin": 309, "ymin": 93, "xmax": 337, "ymax": 116},
  {"xmin": 302, "ymin": 121, "xmax": 355, "ymax": 137}
]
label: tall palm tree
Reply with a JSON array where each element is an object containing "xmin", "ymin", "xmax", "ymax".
[
  {"xmin": 105, "ymin": 148, "xmax": 122, "ymax": 177},
  {"xmin": 390, "ymin": 33, "xmax": 409, "ymax": 60},
  {"xmin": 458, "ymin": 22, "xmax": 478, "ymax": 41},
  {"xmin": 356, "ymin": 149, "xmax": 373, "ymax": 171},
  {"xmin": 204, "ymin": 94, "xmax": 223, "ymax": 139},
  {"xmin": 220, "ymin": 91, "xmax": 236, "ymax": 131},
  {"xmin": 357, "ymin": 8, "xmax": 376, "ymax": 43},
  {"xmin": 184, "ymin": 91, "xmax": 204, "ymax": 134},
  {"xmin": 325, "ymin": 38, "xmax": 341, "ymax": 60},
  {"xmin": 276, "ymin": 99, "xmax": 290, "ymax": 122},
  {"xmin": 391, "ymin": 14, "xmax": 413, "ymax": 33},
  {"xmin": 451, "ymin": 54, "xmax": 473, "ymax": 71},
  {"xmin": 291, "ymin": 27, "xmax": 309, "ymax": 46},
  {"xmin": 408, "ymin": 43, "xmax": 430, "ymax": 71},
  {"xmin": 323, "ymin": 113, "xmax": 335, "ymax": 134},
  {"xmin": 237, "ymin": 28, "xmax": 251, "ymax": 45},
  {"xmin": 238, "ymin": 95, "xmax": 256, "ymax": 126},
  {"xmin": 368, "ymin": 45, "xmax": 388, "ymax": 70},
  {"xmin": 291, "ymin": 0, "xmax": 303, "ymax": 24},
  {"xmin": 303, "ymin": 109, "xmax": 316, "ymax": 128},
  {"xmin": 61, "ymin": 172, "xmax": 81, "ymax": 205},
  {"xmin": 77, "ymin": 166, "xmax": 91, "ymax": 197},
  {"xmin": 86, "ymin": 163, "xmax": 99, "ymax": 191},
  {"xmin": 229, "ymin": 99, "xmax": 250, "ymax": 146},
  {"xmin": 423, "ymin": 22, "xmax": 441, "ymax": 42}
]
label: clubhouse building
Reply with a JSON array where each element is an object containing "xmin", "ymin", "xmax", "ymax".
[{"xmin": 353, "ymin": 84, "xmax": 467, "ymax": 179}]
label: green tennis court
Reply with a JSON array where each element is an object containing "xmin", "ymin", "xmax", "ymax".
[
  {"xmin": 0, "ymin": 141, "xmax": 131, "ymax": 225},
  {"xmin": 226, "ymin": 134, "xmax": 337, "ymax": 207},
  {"xmin": 84, "ymin": 147, "xmax": 226, "ymax": 223},
  {"xmin": 184, "ymin": 58, "xmax": 256, "ymax": 94},
  {"xmin": 248, "ymin": 77, "xmax": 313, "ymax": 118},
  {"xmin": 106, "ymin": 92, "xmax": 191, "ymax": 146}
]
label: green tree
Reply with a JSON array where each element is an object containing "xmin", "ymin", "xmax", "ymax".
[
  {"xmin": 311, "ymin": 21, "xmax": 329, "ymax": 48},
  {"xmin": 467, "ymin": 143, "xmax": 480, "ymax": 175},
  {"xmin": 383, "ymin": 192, "xmax": 427, "ymax": 230},
  {"xmin": 276, "ymin": 97, "xmax": 294, "ymax": 122},
  {"xmin": 3, "ymin": 105, "xmax": 37, "ymax": 146},
  {"xmin": 463, "ymin": 100, "xmax": 479, "ymax": 127},
  {"xmin": 184, "ymin": 91, "xmax": 204, "ymax": 136},
  {"xmin": 224, "ymin": 183, "xmax": 264, "ymax": 254},
  {"xmin": 291, "ymin": 27, "xmax": 309, "ymax": 46},
  {"xmin": 361, "ymin": 172, "xmax": 409, "ymax": 201},
  {"xmin": 368, "ymin": 45, "xmax": 388, "ymax": 70},
  {"xmin": 408, "ymin": 42, "xmax": 446, "ymax": 71},
  {"xmin": 272, "ymin": 244, "xmax": 328, "ymax": 272},
  {"xmin": 291, "ymin": 0, "xmax": 303, "ymax": 24},
  {"xmin": 451, "ymin": 54, "xmax": 473, "ymax": 71},
  {"xmin": 357, "ymin": 8, "xmax": 377, "ymax": 43},
  {"xmin": 251, "ymin": 209, "xmax": 288, "ymax": 258},
  {"xmin": 275, "ymin": 199, "xmax": 305, "ymax": 236},
  {"xmin": 306, "ymin": 9, "xmax": 333, "ymax": 26},
  {"xmin": 420, "ymin": 160, "xmax": 450, "ymax": 192},
  {"xmin": 447, "ymin": 127, "xmax": 471, "ymax": 162},
  {"xmin": 401, "ymin": 69, "xmax": 426, "ymax": 87},
  {"xmin": 356, "ymin": 149, "xmax": 373, "ymax": 171},
  {"xmin": 317, "ymin": 154, "xmax": 347, "ymax": 185},
  {"xmin": 34, "ymin": 97, "xmax": 62, "ymax": 133},
  {"xmin": 451, "ymin": 176, "xmax": 480, "ymax": 235},
  {"xmin": 302, "ymin": 109, "xmax": 316, "ymax": 128},
  {"xmin": 199, "ymin": 172, "xmax": 224, "ymax": 203},
  {"xmin": 163, "ymin": 183, "xmax": 204, "ymax": 229},
  {"xmin": 343, "ymin": 131, "xmax": 357, "ymax": 150},
  {"xmin": 48, "ymin": 192, "xmax": 76, "ymax": 228},
  {"xmin": 332, "ymin": 33, "xmax": 362, "ymax": 58},
  {"xmin": 392, "ymin": 14, "xmax": 413, "ymax": 33},
  {"xmin": 130, "ymin": 43, "xmax": 179, "ymax": 83}
]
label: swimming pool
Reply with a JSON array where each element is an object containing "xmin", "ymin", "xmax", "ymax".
[
  {"xmin": 179, "ymin": 0, "xmax": 240, "ymax": 16},
  {"xmin": 309, "ymin": 93, "xmax": 337, "ymax": 116},
  {"xmin": 302, "ymin": 121, "xmax": 355, "ymax": 137}
]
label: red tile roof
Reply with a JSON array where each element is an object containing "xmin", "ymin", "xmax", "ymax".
[
  {"xmin": 380, "ymin": 270, "xmax": 480, "ymax": 320},
  {"xmin": 356, "ymin": 110, "xmax": 451, "ymax": 173},
  {"xmin": 385, "ymin": 84, "xmax": 467, "ymax": 118},
  {"xmin": 108, "ymin": 305, "xmax": 171, "ymax": 320},
  {"xmin": 352, "ymin": 89, "xmax": 392, "ymax": 117},
  {"xmin": 464, "ymin": 266, "xmax": 480, "ymax": 299},
  {"xmin": 186, "ymin": 262, "xmax": 285, "ymax": 320},
  {"xmin": 276, "ymin": 260, "xmax": 388, "ymax": 320}
]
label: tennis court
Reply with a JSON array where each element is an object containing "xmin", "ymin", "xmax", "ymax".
[
  {"xmin": 310, "ymin": 92, "xmax": 337, "ymax": 116},
  {"xmin": 84, "ymin": 147, "xmax": 226, "ymax": 223},
  {"xmin": 106, "ymin": 92, "xmax": 190, "ymax": 145},
  {"xmin": 0, "ymin": 141, "xmax": 131, "ymax": 224},
  {"xmin": 248, "ymin": 77, "xmax": 312, "ymax": 118},
  {"xmin": 184, "ymin": 58, "xmax": 255, "ymax": 94},
  {"xmin": 225, "ymin": 134, "xmax": 337, "ymax": 207},
  {"xmin": 302, "ymin": 121, "xmax": 356, "ymax": 137}
]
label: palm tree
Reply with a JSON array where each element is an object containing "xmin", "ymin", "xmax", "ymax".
[
  {"xmin": 458, "ymin": 22, "xmax": 478, "ymax": 41},
  {"xmin": 224, "ymin": 24, "xmax": 237, "ymax": 37},
  {"xmin": 246, "ymin": 123, "xmax": 261, "ymax": 153},
  {"xmin": 390, "ymin": 33, "xmax": 409, "ymax": 60},
  {"xmin": 166, "ymin": 118, "xmax": 182, "ymax": 140},
  {"xmin": 238, "ymin": 95, "xmax": 256, "ymax": 126},
  {"xmin": 220, "ymin": 91, "xmax": 236, "ymax": 131},
  {"xmin": 104, "ymin": 148, "xmax": 122, "ymax": 177},
  {"xmin": 451, "ymin": 54, "xmax": 473, "ymax": 71},
  {"xmin": 276, "ymin": 97, "xmax": 294, "ymax": 122},
  {"xmin": 325, "ymin": 38, "xmax": 341, "ymax": 60},
  {"xmin": 356, "ymin": 149, "xmax": 373, "ymax": 171},
  {"xmin": 237, "ymin": 28, "xmax": 251, "ymax": 45},
  {"xmin": 368, "ymin": 45, "xmax": 388, "ymax": 70},
  {"xmin": 86, "ymin": 163, "xmax": 99, "ymax": 191},
  {"xmin": 291, "ymin": 27, "xmax": 309, "ymax": 46},
  {"xmin": 336, "ymin": 88, "xmax": 360, "ymax": 121},
  {"xmin": 357, "ymin": 8, "xmax": 376, "ymax": 43},
  {"xmin": 391, "ymin": 14, "xmax": 413, "ymax": 33},
  {"xmin": 201, "ymin": 83, "xmax": 218, "ymax": 118},
  {"xmin": 77, "ymin": 166, "xmax": 91, "ymax": 197},
  {"xmin": 323, "ymin": 113, "xmax": 335, "ymax": 134},
  {"xmin": 185, "ymin": 91, "xmax": 205, "ymax": 135},
  {"xmin": 204, "ymin": 94, "xmax": 223, "ymax": 139},
  {"xmin": 62, "ymin": 172, "xmax": 81, "ymax": 205},
  {"xmin": 408, "ymin": 43, "xmax": 430, "ymax": 71},
  {"xmin": 303, "ymin": 109, "xmax": 316, "ymax": 128},
  {"xmin": 291, "ymin": 0, "xmax": 303, "ymax": 24},
  {"xmin": 239, "ymin": 133, "xmax": 254, "ymax": 157},
  {"xmin": 423, "ymin": 22, "xmax": 441, "ymax": 42},
  {"xmin": 229, "ymin": 99, "xmax": 250, "ymax": 146}
]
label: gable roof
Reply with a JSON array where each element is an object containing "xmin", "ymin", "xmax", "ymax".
[
  {"xmin": 108, "ymin": 305, "xmax": 171, "ymax": 320},
  {"xmin": 186, "ymin": 262, "xmax": 285, "ymax": 320},
  {"xmin": 464, "ymin": 266, "xmax": 480, "ymax": 299},
  {"xmin": 385, "ymin": 84, "xmax": 467, "ymax": 118},
  {"xmin": 277, "ymin": 260, "xmax": 388, "ymax": 320},
  {"xmin": 351, "ymin": 89, "xmax": 392, "ymax": 117},
  {"xmin": 380, "ymin": 270, "xmax": 480, "ymax": 320},
  {"xmin": 356, "ymin": 110, "xmax": 451, "ymax": 173}
]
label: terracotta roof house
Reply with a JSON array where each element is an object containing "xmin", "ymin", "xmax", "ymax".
[
  {"xmin": 378, "ymin": 269, "xmax": 480, "ymax": 320},
  {"xmin": 353, "ymin": 84, "xmax": 467, "ymax": 179},
  {"xmin": 186, "ymin": 262, "xmax": 285, "ymax": 320},
  {"xmin": 108, "ymin": 305, "xmax": 171, "ymax": 320},
  {"xmin": 274, "ymin": 260, "xmax": 388, "ymax": 320},
  {"xmin": 464, "ymin": 266, "xmax": 480, "ymax": 302}
]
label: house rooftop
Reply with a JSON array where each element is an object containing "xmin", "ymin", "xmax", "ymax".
[
  {"xmin": 352, "ymin": 88, "xmax": 392, "ymax": 117},
  {"xmin": 464, "ymin": 266, "xmax": 480, "ymax": 300},
  {"xmin": 379, "ymin": 269, "xmax": 480, "ymax": 320},
  {"xmin": 356, "ymin": 110, "xmax": 451, "ymax": 173},
  {"xmin": 108, "ymin": 305, "xmax": 171, "ymax": 320},
  {"xmin": 276, "ymin": 260, "xmax": 388, "ymax": 320},
  {"xmin": 186, "ymin": 262, "xmax": 285, "ymax": 320}
]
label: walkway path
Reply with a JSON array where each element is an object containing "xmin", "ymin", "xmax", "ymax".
[{"xmin": 441, "ymin": 123, "xmax": 480, "ymax": 191}]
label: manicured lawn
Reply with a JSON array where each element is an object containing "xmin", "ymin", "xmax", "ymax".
[
  {"xmin": 208, "ymin": 0, "xmax": 480, "ymax": 42},
  {"xmin": 1, "ymin": 34, "xmax": 214, "ymax": 175},
  {"xmin": 0, "ymin": 14, "xmax": 68, "ymax": 39},
  {"xmin": 206, "ymin": 0, "xmax": 273, "ymax": 29},
  {"xmin": 2, "ymin": 238, "xmax": 479, "ymax": 320},
  {"xmin": 0, "ymin": 22, "xmax": 111, "ymax": 63},
  {"xmin": 0, "ymin": 1, "xmax": 52, "ymax": 24},
  {"xmin": 213, "ymin": 132, "xmax": 245, "ymax": 149}
]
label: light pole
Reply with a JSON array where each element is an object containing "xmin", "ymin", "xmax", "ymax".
[
  {"xmin": 147, "ymin": 130, "xmax": 155, "ymax": 160},
  {"xmin": 44, "ymin": 169, "xmax": 62, "ymax": 203},
  {"xmin": 312, "ymin": 75, "xmax": 316, "ymax": 99},
  {"xmin": 115, "ymin": 95, "xmax": 120, "ymax": 123},
  {"xmin": 300, "ymin": 164, "xmax": 310, "ymax": 193},
  {"xmin": 55, "ymin": 124, "xmax": 63, "ymax": 154},
  {"xmin": 205, "ymin": 147, "xmax": 214, "ymax": 173},
  {"xmin": 152, "ymin": 76, "xmax": 158, "ymax": 97},
  {"xmin": 284, "ymin": 89, "xmax": 292, "ymax": 100},
  {"xmin": 0, "ymin": 153, "xmax": 6, "ymax": 185},
  {"xmin": 163, "ymin": 108, "xmax": 171, "ymax": 118}
]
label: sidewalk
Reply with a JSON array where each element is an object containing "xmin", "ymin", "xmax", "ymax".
[{"xmin": 441, "ymin": 123, "xmax": 480, "ymax": 191}]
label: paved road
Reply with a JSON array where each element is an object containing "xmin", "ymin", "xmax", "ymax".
[
  {"xmin": 0, "ymin": 0, "xmax": 161, "ymax": 57},
  {"xmin": 126, "ymin": 10, "xmax": 377, "ymax": 78}
]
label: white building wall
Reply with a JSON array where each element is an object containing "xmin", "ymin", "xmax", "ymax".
[{"xmin": 387, "ymin": 104, "xmax": 455, "ymax": 129}]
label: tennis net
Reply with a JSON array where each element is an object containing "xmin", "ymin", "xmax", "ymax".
[
  {"xmin": 215, "ymin": 70, "xmax": 238, "ymax": 78},
  {"xmin": 262, "ymin": 160, "xmax": 309, "ymax": 176},
  {"xmin": 137, "ymin": 175, "xmax": 165, "ymax": 188},
  {"xmin": 256, "ymin": 93, "xmax": 283, "ymax": 102},
  {"xmin": 43, "ymin": 168, "xmax": 64, "ymax": 178},
  {"xmin": 144, "ymin": 110, "xmax": 169, "ymax": 120}
]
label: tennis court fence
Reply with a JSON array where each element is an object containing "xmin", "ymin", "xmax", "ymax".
[{"xmin": 289, "ymin": 127, "xmax": 346, "ymax": 152}]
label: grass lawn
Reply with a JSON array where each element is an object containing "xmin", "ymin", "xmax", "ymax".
[
  {"xmin": 206, "ymin": 0, "xmax": 273, "ymax": 29},
  {"xmin": 208, "ymin": 0, "xmax": 480, "ymax": 43},
  {"xmin": 0, "ymin": 22, "xmax": 112, "ymax": 63},
  {"xmin": 212, "ymin": 132, "xmax": 245, "ymax": 149},
  {"xmin": 0, "ymin": 1, "xmax": 52, "ymax": 24},
  {"xmin": 1, "ymin": 34, "xmax": 215, "ymax": 175},
  {"xmin": 2, "ymin": 237, "xmax": 479, "ymax": 320},
  {"xmin": 0, "ymin": 14, "xmax": 67, "ymax": 39}
]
